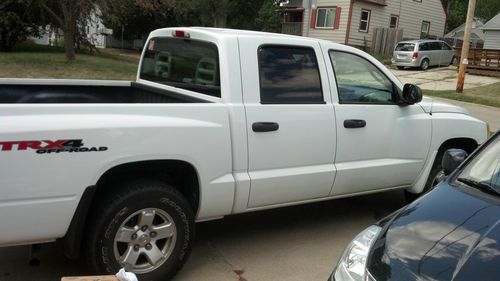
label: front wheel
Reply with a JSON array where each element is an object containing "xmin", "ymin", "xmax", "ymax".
[
  {"xmin": 451, "ymin": 56, "xmax": 458, "ymax": 65},
  {"xmin": 86, "ymin": 180, "xmax": 194, "ymax": 281},
  {"xmin": 405, "ymin": 155, "xmax": 446, "ymax": 203}
]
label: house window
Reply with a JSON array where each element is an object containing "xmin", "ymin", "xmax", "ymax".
[
  {"xmin": 420, "ymin": 21, "xmax": 430, "ymax": 38},
  {"xmin": 316, "ymin": 8, "xmax": 336, "ymax": 28},
  {"xmin": 359, "ymin": 9, "xmax": 371, "ymax": 32},
  {"xmin": 389, "ymin": 15, "xmax": 399, "ymax": 28}
]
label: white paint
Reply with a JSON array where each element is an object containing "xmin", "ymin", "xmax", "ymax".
[{"xmin": 0, "ymin": 27, "xmax": 487, "ymax": 247}]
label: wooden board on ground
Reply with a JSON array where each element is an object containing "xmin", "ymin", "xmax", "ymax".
[{"xmin": 61, "ymin": 275, "xmax": 119, "ymax": 281}]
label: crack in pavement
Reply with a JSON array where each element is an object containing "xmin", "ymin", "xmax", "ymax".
[{"xmin": 207, "ymin": 242, "xmax": 247, "ymax": 281}]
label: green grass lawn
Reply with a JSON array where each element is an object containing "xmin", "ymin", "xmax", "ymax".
[
  {"xmin": 423, "ymin": 82, "xmax": 500, "ymax": 108},
  {"xmin": 0, "ymin": 45, "xmax": 138, "ymax": 80}
]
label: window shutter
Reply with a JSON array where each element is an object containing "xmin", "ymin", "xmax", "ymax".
[
  {"xmin": 334, "ymin": 7, "xmax": 342, "ymax": 29},
  {"xmin": 310, "ymin": 8, "xmax": 317, "ymax": 29}
]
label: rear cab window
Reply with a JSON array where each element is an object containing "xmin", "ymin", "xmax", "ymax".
[
  {"xmin": 140, "ymin": 37, "xmax": 221, "ymax": 98},
  {"xmin": 395, "ymin": 43, "xmax": 415, "ymax": 52}
]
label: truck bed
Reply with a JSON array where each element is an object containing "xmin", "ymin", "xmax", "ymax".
[{"xmin": 0, "ymin": 80, "xmax": 209, "ymax": 103}]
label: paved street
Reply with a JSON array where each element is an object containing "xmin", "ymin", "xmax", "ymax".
[{"xmin": 0, "ymin": 191, "xmax": 406, "ymax": 281}]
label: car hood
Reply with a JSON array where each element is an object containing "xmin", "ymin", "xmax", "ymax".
[
  {"xmin": 419, "ymin": 96, "xmax": 469, "ymax": 115},
  {"xmin": 368, "ymin": 183, "xmax": 500, "ymax": 281}
]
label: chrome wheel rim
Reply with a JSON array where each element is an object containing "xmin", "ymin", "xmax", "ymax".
[
  {"xmin": 422, "ymin": 60, "xmax": 429, "ymax": 70},
  {"xmin": 113, "ymin": 208, "xmax": 177, "ymax": 274},
  {"xmin": 431, "ymin": 170, "xmax": 446, "ymax": 187}
]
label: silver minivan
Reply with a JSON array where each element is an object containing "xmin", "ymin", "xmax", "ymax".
[{"xmin": 391, "ymin": 40, "xmax": 457, "ymax": 70}]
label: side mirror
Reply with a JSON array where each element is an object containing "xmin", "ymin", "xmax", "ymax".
[
  {"xmin": 442, "ymin": 149, "xmax": 468, "ymax": 176},
  {"xmin": 402, "ymin": 84, "xmax": 423, "ymax": 105}
]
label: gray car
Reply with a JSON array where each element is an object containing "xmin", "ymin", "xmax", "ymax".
[{"xmin": 391, "ymin": 39, "xmax": 457, "ymax": 70}]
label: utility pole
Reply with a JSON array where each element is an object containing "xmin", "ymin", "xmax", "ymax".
[{"xmin": 456, "ymin": 0, "xmax": 477, "ymax": 93}]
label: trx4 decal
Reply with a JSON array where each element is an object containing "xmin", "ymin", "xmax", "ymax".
[{"xmin": 0, "ymin": 139, "xmax": 108, "ymax": 154}]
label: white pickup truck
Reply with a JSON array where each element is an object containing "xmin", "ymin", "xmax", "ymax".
[{"xmin": 0, "ymin": 27, "xmax": 488, "ymax": 280}]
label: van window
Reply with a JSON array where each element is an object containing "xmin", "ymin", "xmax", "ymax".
[
  {"xmin": 419, "ymin": 42, "xmax": 430, "ymax": 51},
  {"xmin": 430, "ymin": 42, "xmax": 441, "ymax": 50},
  {"xmin": 140, "ymin": 37, "xmax": 221, "ymax": 98},
  {"xmin": 395, "ymin": 43, "xmax": 415, "ymax": 52}
]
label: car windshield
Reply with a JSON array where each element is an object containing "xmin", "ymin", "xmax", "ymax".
[
  {"xmin": 456, "ymin": 135, "xmax": 500, "ymax": 194},
  {"xmin": 395, "ymin": 43, "xmax": 415, "ymax": 52}
]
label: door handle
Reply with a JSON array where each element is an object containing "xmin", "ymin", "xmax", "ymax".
[
  {"xmin": 252, "ymin": 122, "xmax": 279, "ymax": 132},
  {"xmin": 344, "ymin": 119, "xmax": 366, "ymax": 128}
]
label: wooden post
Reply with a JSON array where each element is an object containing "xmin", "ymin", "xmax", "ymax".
[{"xmin": 456, "ymin": 0, "xmax": 477, "ymax": 93}]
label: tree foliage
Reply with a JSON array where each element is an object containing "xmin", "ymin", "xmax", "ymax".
[
  {"xmin": 255, "ymin": 0, "xmax": 283, "ymax": 32},
  {"xmin": 445, "ymin": 0, "xmax": 500, "ymax": 32},
  {"xmin": 0, "ymin": 0, "xmax": 43, "ymax": 51},
  {"xmin": 100, "ymin": 0, "xmax": 282, "ymax": 41}
]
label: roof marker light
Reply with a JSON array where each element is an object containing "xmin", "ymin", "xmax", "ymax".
[{"xmin": 172, "ymin": 30, "xmax": 190, "ymax": 38}]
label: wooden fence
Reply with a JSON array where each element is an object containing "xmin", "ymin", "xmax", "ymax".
[
  {"xmin": 454, "ymin": 48, "xmax": 500, "ymax": 77},
  {"xmin": 371, "ymin": 28, "xmax": 403, "ymax": 55}
]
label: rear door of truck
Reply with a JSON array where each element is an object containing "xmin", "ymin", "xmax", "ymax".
[{"xmin": 238, "ymin": 36, "xmax": 337, "ymax": 209}]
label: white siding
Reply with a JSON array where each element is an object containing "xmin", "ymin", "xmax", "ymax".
[
  {"xmin": 484, "ymin": 30, "xmax": 500, "ymax": 50},
  {"xmin": 306, "ymin": 0, "xmax": 352, "ymax": 43},
  {"xmin": 348, "ymin": 0, "xmax": 446, "ymax": 47}
]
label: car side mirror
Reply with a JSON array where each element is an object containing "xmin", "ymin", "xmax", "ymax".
[
  {"xmin": 402, "ymin": 84, "xmax": 423, "ymax": 105},
  {"xmin": 442, "ymin": 149, "xmax": 468, "ymax": 176}
]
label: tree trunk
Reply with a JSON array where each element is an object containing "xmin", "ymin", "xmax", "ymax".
[{"xmin": 64, "ymin": 21, "xmax": 76, "ymax": 60}]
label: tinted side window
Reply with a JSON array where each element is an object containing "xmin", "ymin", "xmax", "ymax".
[
  {"xmin": 258, "ymin": 46, "xmax": 323, "ymax": 104},
  {"xmin": 442, "ymin": 42, "xmax": 452, "ymax": 50},
  {"xmin": 330, "ymin": 51, "xmax": 394, "ymax": 104},
  {"xmin": 430, "ymin": 42, "xmax": 441, "ymax": 50},
  {"xmin": 419, "ymin": 43, "xmax": 430, "ymax": 51}
]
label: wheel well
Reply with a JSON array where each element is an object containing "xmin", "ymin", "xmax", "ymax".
[
  {"xmin": 437, "ymin": 138, "xmax": 478, "ymax": 159},
  {"xmin": 96, "ymin": 160, "xmax": 200, "ymax": 214},
  {"xmin": 63, "ymin": 160, "xmax": 200, "ymax": 259}
]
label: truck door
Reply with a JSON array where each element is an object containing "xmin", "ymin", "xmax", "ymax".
[
  {"xmin": 238, "ymin": 37, "xmax": 336, "ymax": 208},
  {"xmin": 327, "ymin": 49, "xmax": 431, "ymax": 196}
]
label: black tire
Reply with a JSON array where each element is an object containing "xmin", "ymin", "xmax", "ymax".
[
  {"xmin": 451, "ymin": 56, "xmax": 458, "ymax": 65},
  {"xmin": 405, "ymin": 152, "xmax": 446, "ymax": 203},
  {"xmin": 85, "ymin": 180, "xmax": 194, "ymax": 281},
  {"xmin": 420, "ymin": 59, "xmax": 430, "ymax": 70},
  {"xmin": 396, "ymin": 66, "xmax": 405, "ymax": 70}
]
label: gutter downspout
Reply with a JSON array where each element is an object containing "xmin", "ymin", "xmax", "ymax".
[
  {"xmin": 305, "ymin": 0, "xmax": 313, "ymax": 37},
  {"xmin": 344, "ymin": 0, "xmax": 355, "ymax": 44}
]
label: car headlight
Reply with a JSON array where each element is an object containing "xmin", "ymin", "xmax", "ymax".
[{"xmin": 333, "ymin": 225, "xmax": 381, "ymax": 281}]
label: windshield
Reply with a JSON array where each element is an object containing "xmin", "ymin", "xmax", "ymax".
[
  {"xmin": 456, "ymin": 136, "xmax": 500, "ymax": 193},
  {"xmin": 395, "ymin": 43, "xmax": 415, "ymax": 52}
]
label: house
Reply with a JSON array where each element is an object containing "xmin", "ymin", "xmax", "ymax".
[
  {"xmin": 30, "ymin": 8, "xmax": 112, "ymax": 49},
  {"xmin": 444, "ymin": 18, "xmax": 484, "ymax": 48},
  {"xmin": 482, "ymin": 12, "xmax": 500, "ymax": 50},
  {"xmin": 281, "ymin": 0, "xmax": 446, "ymax": 48}
]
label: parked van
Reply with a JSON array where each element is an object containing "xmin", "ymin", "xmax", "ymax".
[{"xmin": 392, "ymin": 39, "xmax": 457, "ymax": 70}]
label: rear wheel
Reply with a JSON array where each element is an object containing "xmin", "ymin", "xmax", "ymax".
[
  {"xmin": 86, "ymin": 180, "xmax": 194, "ymax": 281},
  {"xmin": 420, "ymin": 59, "xmax": 430, "ymax": 70}
]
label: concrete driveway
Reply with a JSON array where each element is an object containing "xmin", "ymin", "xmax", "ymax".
[
  {"xmin": 391, "ymin": 66, "xmax": 500, "ymax": 91},
  {"xmin": 0, "ymin": 191, "xmax": 406, "ymax": 281}
]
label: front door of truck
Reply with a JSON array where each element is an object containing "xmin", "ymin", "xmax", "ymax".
[
  {"xmin": 239, "ymin": 37, "xmax": 336, "ymax": 208},
  {"xmin": 327, "ymin": 50, "xmax": 431, "ymax": 195}
]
